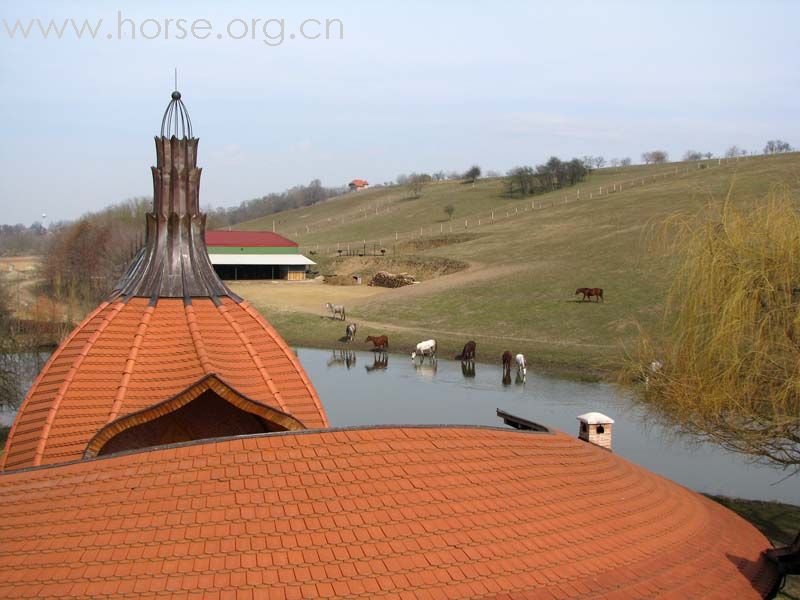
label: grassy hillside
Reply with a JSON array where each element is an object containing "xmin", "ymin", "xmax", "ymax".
[{"xmin": 233, "ymin": 154, "xmax": 800, "ymax": 377}]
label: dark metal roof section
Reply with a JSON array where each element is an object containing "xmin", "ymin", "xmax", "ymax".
[{"xmin": 110, "ymin": 91, "xmax": 239, "ymax": 302}]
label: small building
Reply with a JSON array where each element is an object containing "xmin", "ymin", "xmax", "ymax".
[
  {"xmin": 348, "ymin": 178, "xmax": 369, "ymax": 191},
  {"xmin": 577, "ymin": 411, "xmax": 615, "ymax": 450},
  {"xmin": 206, "ymin": 230, "xmax": 315, "ymax": 281}
]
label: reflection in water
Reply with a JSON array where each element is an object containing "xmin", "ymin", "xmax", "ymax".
[
  {"xmin": 0, "ymin": 352, "xmax": 49, "ymax": 426},
  {"xmin": 515, "ymin": 371, "xmax": 526, "ymax": 386},
  {"xmin": 502, "ymin": 370, "xmax": 512, "ymax": 386},
  {"xmin": 365, "ymin": 352, "xmax": 389, "ymax": 373},
  {"xmin": 413, "ymin": 356, "xmax": 438, "ymax": 377},
  {"xmin": 460, "ymin": 360, "xmax": 476, "ymax": 378},
  {"xmin": 326, "ymin": 349, "xmax": 357, "ymax": 370}
]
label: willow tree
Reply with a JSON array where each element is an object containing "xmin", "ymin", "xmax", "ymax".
[{"xmin": 626, "ymin": 185, "xmax": 800, "ymax": 473}]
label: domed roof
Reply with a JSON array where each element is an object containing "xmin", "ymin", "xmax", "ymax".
[
  {"xmin": 0, "ymin": 427, "xmax": 778, "ymax": 598},
  {"xmin": 1, "ymin": 91, "xmax": 327, "ymax": 471}
]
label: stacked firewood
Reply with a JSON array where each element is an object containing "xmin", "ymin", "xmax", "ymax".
[{"xmin": 368, "ymin": 271, "xmax": 417, "ymax": 288}]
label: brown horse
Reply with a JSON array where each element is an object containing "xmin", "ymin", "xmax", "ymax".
[
  {"xmin": 575, "ymin": 287, "xmax": 604, "ymax": 302},
  {"xmin": 502, "ymin": 350, "xmax": 513, "ymax": 374},
  {"xmin": 458, "ymin": 340, "xmax": 477, "ymax": 361},
  {"xmin": 365, "ymin": 335, "xmax": 389, "ymax": 350}
]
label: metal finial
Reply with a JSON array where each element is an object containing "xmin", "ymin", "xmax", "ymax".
[{"xmin": 160, "ymin": 86, "xmax": 193, "ymax": 139}]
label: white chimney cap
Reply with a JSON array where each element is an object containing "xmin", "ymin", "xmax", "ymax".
[{"xmin": 577, "ymin": 412, "xmax": 615, "ymax": 425}]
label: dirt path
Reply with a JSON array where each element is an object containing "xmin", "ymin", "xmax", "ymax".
[{"xmin": 229, "ymin": 261, "xmax": 522, "ymax": 316}]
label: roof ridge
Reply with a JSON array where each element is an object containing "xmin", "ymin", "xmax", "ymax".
[
  {"xmin": 184, "ymin": 303, "xmax": 213, "ymax": 374},
  {"xmin": 105, "ymin": 304, "xmax": 155, "ymax": 424},
  {"xmin": 32, "ymin": 301, "xmax": 126, "ymax": 467},
  {"xmin": 239, "ymin": 300, "xmax": 328, "ymax": 425},
  {"xmin": 215, "ymin": 301, "xmax": 289, "ymax": 414}
]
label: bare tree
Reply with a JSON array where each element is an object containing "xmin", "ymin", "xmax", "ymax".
[
  {"xmin": 725, "ymin": 145, "xmax": 741, "ymax": 158},
  {"xmin": 764, "ymin": 139, "xmax": 793, "ymax": 154},
  {"xmin": 407, "ymin": 174, "xmax": 430, "ymax": 198},
  {"xmin": 443, "ymin": 204, "xmax": 455, "ymax": 220},
  {"xmin": 683, "ymin": 150, "xmax": 703, "ymax": 161},
  {"xmin": 593, "ymin": 156, "xmax": 606, "ymax": 169},
  {"xmin": 642, "ymin": 150, "xmax": 668, "ymax": 164},
  {"xmin": 463, "ymin": 165, "xmax": 481, "ymax": 184},
  {"xmin": 620, "ymin": 157, "xmax": 632, "ymax": 167},
  {"xmin": 609, "ymin": 158, "xmax": 621, "ymax": 168}
]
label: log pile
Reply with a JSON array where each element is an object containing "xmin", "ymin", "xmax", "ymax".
[{"xmin": 368, "ymin": 271, "xmax": 417, "ymax": 288}]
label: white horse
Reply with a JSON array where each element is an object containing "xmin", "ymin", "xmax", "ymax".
[
  {"xmin": 326, "ymin": 303, "xmax": 346, "ymax": 321},
  {"xmin": 345, "ymin": 322, "xmax": 357, "ymax": 342},
  {"xmin": 411, "ymin": 339, "xmax": 437, "ymax": 360},
  {"xmin": 515, "ymin": 353, "xmax": 527, "ymax": 378}
]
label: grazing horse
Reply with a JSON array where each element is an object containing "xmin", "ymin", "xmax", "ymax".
[
  {"xmin": 575, "ymin": 287, "xmax": 604, "ymax": 302},
  {"xmin": 345, "ymin": 322, "xmax": 357, "ymax": 342},
  {"xmin": 412, "ymin": 339, "xmax": 437, "ymax": 360},
  {"xmin": 326, "ymin": 302, "xmax": 346, "ymax": 320},
  {"xmin": 365, "ymin": 335, "xmax": 389, "ymax": 351},
  {"xmin": 458, "ymin": 340, "xmax": 477, "ymax": 361},
  {"xmin": 502, "ymin": 350, "xmax": 513, "ymax": 374},
  {"xmin": 515, "ymin": 353, "xmax": 527, "ymax": 378}
]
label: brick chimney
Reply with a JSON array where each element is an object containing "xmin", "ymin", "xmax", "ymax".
[{"xmin": 577, "ymin": 412, "xmax": 614, "ymax": 451}]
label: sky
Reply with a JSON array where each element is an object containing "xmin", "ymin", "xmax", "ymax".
[{"xmin": 0, "ymin": 0, "xmax": 798, "ymax": 225}]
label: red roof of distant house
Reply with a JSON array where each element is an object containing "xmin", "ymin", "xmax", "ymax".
[
  {"xmin": 349, "ymin": 179, "xmax": 369, "ymax": 187},
  {"xmin": 205, "ymin": 230, "xmax": 298, "ymax": 247}
]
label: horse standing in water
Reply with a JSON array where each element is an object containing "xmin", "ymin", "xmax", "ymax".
[
  {"xmin": 502, "ymin": 350, "xmax": 513, "ymax": 378},
  {"xmin": 458, "ymin": 340, "xmax": 477, "ymax": 361},
  {"xmin": 575, "ymin": 288, "xmax": 604, "ymax": 302}
]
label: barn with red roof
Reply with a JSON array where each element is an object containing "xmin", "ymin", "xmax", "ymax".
[
  {"xmin": 206, "ymin": 230, "xmax": 315, "ymax": 281},
  {"xmin": 0, "ymin": 90, "xmax": 784, "ymax": 599}
]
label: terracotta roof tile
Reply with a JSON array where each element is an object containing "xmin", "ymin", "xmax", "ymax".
[
  {"xmin": 3, "ymin": 298, "xmax": 327, "ymax": 471},
  {"xmin": 0, "ymin": 426, "xmax": 777, "ymax": 598}
]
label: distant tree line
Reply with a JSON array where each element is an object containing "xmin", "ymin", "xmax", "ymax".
[
  {"xmin": 763, "ymin": 139, "xmax": 793, "ymax": 154},
  {"xmin": 0, "ymin": 223, "xmax": 48, "ymax": 256},
  {"xmin": 206, "ymin": 179, "xmax": 346, "ymax": 229},
  {"xmin": 41, "ymin": 198, "xmax": 150, "ymax": 310},
  {"xmin": 506, "ymin": 157, "xmax": 589, "ymax": 197}
]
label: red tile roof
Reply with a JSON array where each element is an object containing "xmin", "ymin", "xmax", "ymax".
[
  {"xmin": 1, "ymin": 297, "xmax": 327, "ymax": 471},
  {"xmin": 205, "ymin": 231, "xmax": 298, "ymax": 248},
  {"xmin": 0, "ymin": 426, "xmax": 777, "ymax": 598},
  {"xmin": 348, "ymin": 179, "xmax": 369, "ymax": 188}
]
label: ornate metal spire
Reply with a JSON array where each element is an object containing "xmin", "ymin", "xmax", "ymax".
[{"xmin": 110, "ymin": 91, "xmax": 239, "ymax": 302}]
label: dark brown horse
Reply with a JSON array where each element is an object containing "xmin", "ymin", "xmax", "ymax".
[
  {"xmin": 458, "ymin": 340, "xmax": 477, "ymax": 360},
  {"xmin": 365, "ymin": 335, "xmax": 389, "ymax": 350},
  {"xmin": 502, "ymin": 350, "xmax": 513, "ymax": 374},
  {"xmin": 575, "ymin": 287, "xmax": 604, "ymax": 302}
]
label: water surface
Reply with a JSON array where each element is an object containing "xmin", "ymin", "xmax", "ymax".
[{"xmin": 300, "ymin": 347, "xmax": 800, "ymax": 504}]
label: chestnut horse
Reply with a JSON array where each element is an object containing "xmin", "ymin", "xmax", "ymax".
[
  {"xmin": 365, "ymin": 335, "xmax": 389, "ymax": 350},
  {"xmin": 575, "ymin": 287, "xmax": 603, "ymax": 302},
  {"xmin": 458, "ymin": 340, "xmax": 477, "ymax": 361}
]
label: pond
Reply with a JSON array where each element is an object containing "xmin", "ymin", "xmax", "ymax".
[
  {"xmin": 300, "ymin": 347, "xmax": 800, "ymax": 504},
  {"xmin": 2, "ymin": 348, "xmax": 798, "ymax": 504}
]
